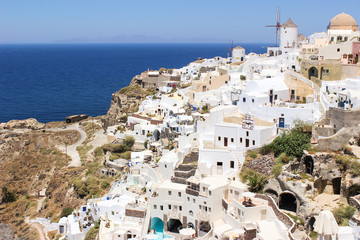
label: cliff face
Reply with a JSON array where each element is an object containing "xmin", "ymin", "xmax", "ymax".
[{"xmin": 102, "ymin": 84, "xmax": 154, "ymax": 129}]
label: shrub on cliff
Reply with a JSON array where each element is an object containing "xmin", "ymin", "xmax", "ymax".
[
  {"xmin": 61, "ymin": 208, "xmax": 73, "ymax": 218},
  {"xmin": 1, "ymin": 186, "xmax": 16, "ymax": 203},
  {"xmin": 269, "ymin": 128, "xmax": 310, "ymax": 158},
  {"xmin": 333, "ymin": 204, "xmax": 356, "ymax": 226},
  {"xmin": 240, "ymin": 169, "xmax": 267, "ymax": 193}
]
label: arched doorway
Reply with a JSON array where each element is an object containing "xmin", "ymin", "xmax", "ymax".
[
  {"xmin": 276, "ymin": 50, "xmax": 282, "ymax": 56},
  {"xmin": 188, "ymin": 222, "xmax": 194, "ymax": 229},
  {"xmin": 304, "ymin": 156, "xmax": 314, "ymax": 175},
  {"xmin": 279, "ymin": 192, "xmax": 297, "ymax": 212},
  {"xmin": 308, "ymin": 67, "xmax": 318, "ymax": 79},
  {"xmin": 167, "ymin": 219, "xmax": 182, "ymax": 233},
  {"xmin": 150, "ymin": 217, "xmax": 164, "ymax": 233},
  {"xmin": 265, "ymin": 189, "xmax": 278, "ymax": 201},
  {"xmin": 306, "ymin": 217, "xmax": 316, "ymax": 233},
  {"xmin": 199, "ymin": 221, "xmax": 211, "ymax": 235},
  {"xmin": 332, "ymin": 177, "xmax": 341, "ymax": 195},
  {"xmin": 347, "ymin": 184, "xmax": 360, "ymax": 200},
  {"xmin": 269, "ymin": 50, "xmax": 274, "ymax": 57}
]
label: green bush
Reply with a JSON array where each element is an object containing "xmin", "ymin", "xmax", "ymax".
[
  {"xmin": 61, "ymin": 208, "xmax": 73, "ymax": 218},
  {"xmin": 272, "ymin": 163, "xmax": 283, "ymax": 177},
  {"xmin": 259, "ymin": 144, "xmax": 272, "ymax": 155},
  {"xmin": 248, "ymin": 151, "xmax": 258, "ymax": 159},
  {"xmin": 240, "ymin": 169, "xmax": 267, "ymax": 193},
  {"xmin": 1, "ymin": 186, "xmax": 16, "ymax": 203},
  {"xmin": 269, "ymin": 129, "xmax": 310, "ymax": 158},
  {"xmin": 336, "ymin": 154, "xmax": 360, "ymax": 176},
  {"xmin": 333, "ymin": 205, "xmax": 356, "ymax": 226},
  {"xmin": 100, "ymin": 180, "xmax": 110, "ymax": 190},
  {"xmin": 124, "ymin": 136, "xmax": 135, "ymax": 148},
  {"xmin": 121, "ymin": 151, "xmax": 132, "ymax": 160}
]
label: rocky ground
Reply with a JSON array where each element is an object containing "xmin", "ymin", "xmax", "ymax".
[{"xmin": 0, "ymin": 118, "xmax": 118, "ymax": 239}]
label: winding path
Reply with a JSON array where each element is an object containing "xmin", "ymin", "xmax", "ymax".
[{"xmin": 48, "ymin": 123, "xmax": 87, "ymax": 167}]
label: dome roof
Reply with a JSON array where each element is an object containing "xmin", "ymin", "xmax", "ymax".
[{"xmin": 328, "ymin": 12, "xmax": 358, "ymax": 30}]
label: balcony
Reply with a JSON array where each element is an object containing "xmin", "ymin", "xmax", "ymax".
[{"xmin": 197, "ymin": 210, "xmax": 210, "ymax": 222}]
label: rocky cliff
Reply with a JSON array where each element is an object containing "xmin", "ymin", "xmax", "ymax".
[
  {"xmin": 0, "ymin": 118, "xmax": 45, "ymax": 130},
  {"xmin": 102, "ymin": 84, "xmax": 155, "ymax": 130}
]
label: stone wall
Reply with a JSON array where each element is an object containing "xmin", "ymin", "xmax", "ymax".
[
  {"xmin": 243, "ymin": 153, "xmax": 275, "ymax": 176},
  {"xmin": 125, "ymin": 209, "xmax": 145, "ymax": 218},
  {"xmin": 329, "ymin": 107, "xmax": 360, "ymax": 132},
  {"xmin": 316, "ymin": 125, "xmax": 360, "ymax": 151}
]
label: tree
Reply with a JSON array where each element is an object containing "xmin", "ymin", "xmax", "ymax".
[
  {"xmin": 1, "ymin": 186, "xmax": 16, "ymax": 203},
  {"xmin": 61, "ymin": 208, "xmax": 74, "ymax": 218},
  {"xmin": 124, "ymin": 136, "xmax": 135, "ymax": 148},
  {"xmin": 269, "ymin": 127, "xmax": 310, "ymax": 158}
]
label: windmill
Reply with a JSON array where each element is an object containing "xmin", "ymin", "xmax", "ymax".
[
  {"xmin": 266, "ymin": 7, "xmax": 281, "ymax": 46},
  {"xmin": 226, "ymin": 40, "xmax": 234, "ymax": 58}
]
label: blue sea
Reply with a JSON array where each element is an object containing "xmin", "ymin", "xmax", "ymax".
[{"xmin": 0, "ymin": 43, "xmax": 270, "ymax": 123}]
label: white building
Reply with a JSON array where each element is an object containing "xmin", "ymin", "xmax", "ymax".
[{"xmin": 232, "ymin": 46, "xmax": 246, "ymax": 62}]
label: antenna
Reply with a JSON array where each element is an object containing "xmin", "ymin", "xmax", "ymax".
[{"xmin": 265, "ymin": 7, "xmax": 281, "ymax": 46}]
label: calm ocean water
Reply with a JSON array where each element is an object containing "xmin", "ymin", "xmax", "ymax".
[{"xmin": 0, "ymin": 43, "xmax": 270, "ymax": 123}]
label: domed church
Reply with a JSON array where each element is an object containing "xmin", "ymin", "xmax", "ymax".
[{"xmin": 327, "ymin": 12, "xmax": 359, "ymax": 31}]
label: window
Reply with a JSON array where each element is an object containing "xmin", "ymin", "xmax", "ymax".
[
  {"xmin": 217, "ymin": 162, "xmax": 223, "ymax": 166},
  {"xmin": 187, "ymin": 197, "xmax": 190, "ymax": 201},
  {"xmin": 199, "ymin": 205, "xmax": 202, "ymax": 209},
  {"xmin": 193, "ymin": 199, "xmax": 196, "ymax": 203},
  {"xmin": 153, "ymin": 205, "xmax": 157, "ymax": 210},
  {"xmin": 209, "ymin": 207, "xmax": 211, "ymax": 212},
  {"xmin": 243, "ymin": 97, "xmax": 246, "ymax": 102},
  {"xmin": 209, "ymin": 80, "xmax": 211, "ymax": 85},
  {"xmin": 160, "ymin": 205, "xmax": 163, "ymax": 210},
  {"xmin": 274, "ymin": 95, "xmax": 278, "ymax": 100},
  {"xmin": 179, "ymin": 206, "xmax": 182, "ymax": 211},
  {"xmin": 168, "ymin": 191, "xmax": 172, "ymax": 196},
  {"xmin": 203, "ymin": 187, "xmax": 206, "ymax": 191},
  {"xmin": 231, "ymin": 138, "xmax": 234, "ymax": 143},
  {"xmin": 337, "ymin": 48, "xmax": 340, "ymax": 52},
  {"xmin": 246, "ymin": 131, "xmax": 249, "ymax": 137},
  {"xmin": 240, "ymin": 138, "xmax": 242, "ymax": 143},
  {"xmin": 253, "ymin": 140, "xmax": 255, "ymax": 145},
  {"xmin": 112, "ymin": 211, "xmax": 114, "ymax": 215},
  {"xmin": 168, "ymin": 205, "xmax": 171, "ymax": 210},
  {"xmin": 178, "ymin": 192, "xmax": 181, "ymax": 197},
  {"xmin": 230, "ymin": 161, "xmax": 234, "ymax": 168},
  {"xmin": 218, "ymin": 136, "xmax": 221, "ymax": 141},
  {"xmin": 252, "ymin": 99, "xmax": 254, "ymax": 103},
  {"xmin": 165, "ymin": 164, "xmax": 167, "ymax": 168},
  {"xmin": 209, "ymin": 191, "xmax": 212, "ymax": 196},
  {"xmin": 230, "ymin": 189, "xmax": 233, "ymax": 194}
]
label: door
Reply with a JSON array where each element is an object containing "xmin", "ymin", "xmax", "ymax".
[
  {"xmin": 245, "ymin": 139, "xmax": 249, "ymax": 148},
  {"xmin": 224, "ymin": 137, "xmax": 228, "ymax": 147}
]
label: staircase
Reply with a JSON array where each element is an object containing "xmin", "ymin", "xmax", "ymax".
[{"xmin": 171, "ymin": 151, "xmax": 199, "ymax": 184}]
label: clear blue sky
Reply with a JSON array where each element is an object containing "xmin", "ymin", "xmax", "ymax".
[{"xmin": 1, "ymin": 0, "xmax": 359, "ymax": 44}]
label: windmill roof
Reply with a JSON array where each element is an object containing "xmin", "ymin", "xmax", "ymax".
[
  {"xmin": 233, "ymin": 46, "xmax": 244, "ymax": 50},
  {"xmin": 282, "ymin": 18, "xmax": 297, "ymax": 28}
]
